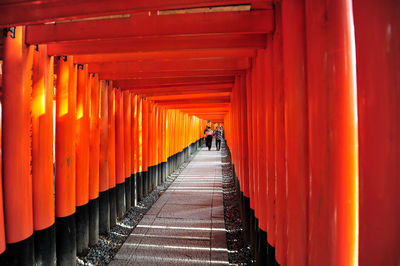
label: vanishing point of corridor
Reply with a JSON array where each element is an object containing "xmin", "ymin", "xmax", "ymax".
[{"xmin": 111, "ymin": 147, "xmax": 228, "ymax": 265}]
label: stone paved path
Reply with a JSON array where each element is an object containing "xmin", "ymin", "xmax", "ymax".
[{"xmin": 110, "ymin": 147, "xmax": 229, "ymax": 265}]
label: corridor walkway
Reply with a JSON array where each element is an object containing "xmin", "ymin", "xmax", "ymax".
[{"xmin": 110, "ymin": 147, "xmax": 229, "ymax": 265}]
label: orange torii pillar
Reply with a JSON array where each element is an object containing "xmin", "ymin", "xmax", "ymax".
[
  {"xmin": 305, "ymin": 0, "xmax": 358, "ymax": 265},
  {"xmin": 273, "ymin": 4, "xmax": 288, "ymax": 265},
  {"xmin": 281, "ymin": 0, "xmax": 309, "ymax": 265},
  {"xmin": 0, "ymin": 101, "xmax": 5, "ymax": 260},
  {"xmin": 108, "ymin": 87, "xmax": 117, "ymax": 227},
  {"xmin": 75, "ymin": 64, "xmax": 90, "ymax": 255},
  {"xmin": 31, "ymin": 44, "xmax": 56, "ymax": 265},
  {"xmin": 55, "ymin": 56, "xmax": 77, "ymax": 266},
  {"xmin": 160, "ymin": 108, "xmax": 167, "ymax": 183},
  {"xmin": 353, "ymin": 1, "xmax": 400, "ymax": 265},
  {"xmin": 136, "ymin": 97, "xmax": 144, "ymax": 202},
  {"xmin": 115, "ymin": 88, "xmax": 126, "ymax": 217},
  {"xmin": 89, "ymin": 74, "xmax": 100, "ymax": 245},
  {"xmin": 148, "ymin": 102, "xmax": 155, "ymax": 192},
  {"xmin": 1, "ymin": 26, "xmax": 34, "ymax": 265},
  {"xmin": 142, "ymin": 99, "xmax": 150, "ymax": 197},
  {"xmin": 123, "ymin": 91, "xmax": 132, "ymax": 209},
  {"xmin": 131, "ymin": 94, "xmax": 138, "ymax": 206},
  {"xmin": 99, "ymin": 80, "xmax": 110, "ymax": 234}
]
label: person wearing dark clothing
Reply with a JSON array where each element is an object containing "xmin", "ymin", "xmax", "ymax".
[
  {"xmin": 214, "ymin": 126, "xmax": 222, "ymax": 151},
  {"xmin": 204, "ymin": 126, "xmax": 213, "ymax": 151}
]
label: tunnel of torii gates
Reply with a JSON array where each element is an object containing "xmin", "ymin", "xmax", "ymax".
[{"xmin": 0, "ymin": 0, "xmax": 398, "ymax": 266}]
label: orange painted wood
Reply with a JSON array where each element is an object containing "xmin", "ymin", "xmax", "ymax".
[
  {"xmin": 46, "ymin": 34, "xmax": 267, "ymax": 55},
  {"xmin": 0, "ymin": 102, "xmax": 4, "ymax": 253},
  {"xmin": 27, "ymin": 10, "xmax": 273, "ymax": 44},
  {"xmin": 31, "ymin": 45, "xmax": 55, "ymax": 231},
  {"xmin": 75, "ymin": 64, "xmax": 90, "ymax": 206},
  {"xmin": 99, "ymin": 80, "xmax": 109, "ymax": 193},
  {"xmin": 88, "ymin": 58, "xmax": 249, "ymax": 74},
  {"xmin": 123, "ymin": 91, "xmax": 132, "ymax": 178},
  {"xmin": 89, "ymin": 74, "xmax": 100, "ymax": 199},
  {"xmin": 281, "ymin": 0, "xmax": 309, "ymax": 264},
  {"xmin": 2, "ymin": 26, "xmax": 34, "ymax": 243},
  {"xmin": 142, "ymin": 99, "xmax": 149, "ymax": 171},
  {"xmin": 107, "ymin": 86, "xmax": 116, "ymax": 189},
  {"xmin": 354, "ymin": 1, "xmax": 400, "ymax": 265},
  {"xmin": 98, "ymin": 70, "xmax": 243, "ymax": 81},
  {"xmin": 114, "ymin": 76, "xmax": 234, "ymax": 88},
  {"xmin": 73, "ymin": 49, "xmax": 255, "ymax": 64},
  {"xmin": 305, "ymin": 0, "xmax": 358, "ymax": 264},
  {"xmin": 55, "ymin": 56, "xmax": 77, "ymax": 218},
  {"xmin": 115, "ymin": 88, "xmax": 125, "ymax": 184},
  {"xmin": 0, "ymin": 0, "xmax": 269, "ymax": 27},
  {"xmin": 132, "ymin": 95, "xmax": 138, "ymax": 174}
]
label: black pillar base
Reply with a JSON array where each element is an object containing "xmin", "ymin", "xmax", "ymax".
[
  {"xmin": 242, "ymin": 195, "xmax": 251, "ymax": 245},
  {"xmin": 249, "ymin": 209, "xmax": 256, "ymax": 253},
  {"xmin": 116, "ymin": 182, "xmax": 126, "ymax": 218},
  {"xmin": 0, "ymin": 234, "xmax": 35, "ymax": 266},
  {"xmin": 142, "ymin": 171, "xmax": 148, "ymax": 198},
  {"xmin": 99, "ymin": 190, "xmax": 110, "ymax": 235},
  {"xmin": 109, "ymin": 187, "xmax": 117, "ymax": 227},
  {"xmin": 76, "ymin": 204, "xmax": 89, "ymax": 254},
  {"xmin": 257, "ymin": 228, "xmax": 268, "ymax": 266},
  {"xmin": 56, "ymin": 214, "xmax": 77, "ymax": 266},
  {"xmin": 149, "ymin": 166, "xmax": 155, "ymax": 191},
  {"xmin": 137, "ymin": 172, "xmax": 143, "ymax": 202},
  {"xmin": 125, "ymin": 177, "xmax": 132, "ymax": 209},
  {"xmin": 158, "ymin": 164, "xmax": 162, "ymax": 185},
  {"xmin": 162, "ymin": 162, "xmax": 167, "ymax": 182},
  {"xmin": 35, "ymin": 224, "xmax": 56, "ymax": 265},
  {"xmin": 89, "ymin": 198, "xmax": 99, "ymax": 246},
  {"xmin": 131, "ymin": 174, "xmax": 137, "ymax": 207}
]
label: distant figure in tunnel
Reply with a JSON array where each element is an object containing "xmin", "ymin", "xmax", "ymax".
[
  {"xmin": 204, "ymin": 126, "xmax": 213, "ymax": 151},
  {"xmin": 214, "ymin": 126, "xmax": 222, "ymax": 151}
]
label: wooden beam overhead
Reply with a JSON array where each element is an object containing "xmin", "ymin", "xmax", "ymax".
[
  {"xmin": 47, "ymin": 34, "xmax": 267, "ymax": 55},
  {"xmin": 130, "ymin": 84, "xmax": 232, "ymax": 96},
  {"xmin": 27, "ymin": 10, "xmax": 273, "ymax": 44},
  {"xmin": 149, "ymin": 92, "xmax": 231, "ymax": 101},
  {"xmin": 73, "ymin": 49, "xmax": 256, "ymax": 64},
  {"xmin": 114, "ymin": 76, "xmax": 235, "ymax": 88},
  {"xmin": 88, "ymin": 58, "xmax": 249, "ymax": 74},
  {"xmin": 157, "ymin": 96, "xmax": 230, "ymax": 106},
  {"xmin": 100, "ymin": 70, "xmax": 243, "ymax": 80},
  {"xmin": 0, "ymin": 0, "xmax": 271, "ymax": 27}
]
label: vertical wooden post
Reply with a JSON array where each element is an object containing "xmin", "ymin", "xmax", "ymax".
[
  {"xmin": 108, "ymin": 86, "xmax": 117, "ymax": 226},
  {"xmin": 2, "ymin": 26, "xmax": 35, "ymax": 265},
  {"xmin": 99, "ymin": 80, "xmax": 110, "ymax": 234},
  {"xmin": 55, "ymin": 56, "xmax": 77, "ymax": 266},
  {"xmin": 123, "ymin": 91, "xmax": 132, "ymax": 208},
  {"xmin": 75, "ymin": 64, "xmax": 90, "ymax": 254},
  {"xmin": 115, "ymin": 88, "xmax": 126, "ymax": 217},
  {"xmin": 281, "ymin": 0, "xmax": 309, "ymax": 265},
  {"xmin": 305, "ymin": 0, "xmax": 358, "ymax": 264},
  {"xmin": 353, "ymin": 1, "xmax": 400, "ymax": 265}
]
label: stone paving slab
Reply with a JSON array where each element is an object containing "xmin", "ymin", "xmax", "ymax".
[{"xmin": 111, "ymin": 147, "xmax": 228, "ymax": 265}]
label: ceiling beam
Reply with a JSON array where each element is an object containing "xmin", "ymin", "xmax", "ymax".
[
  {"xmin": 88, "ymin": 58, "xmax": 249, "ymax": 73},
  {"xmin": 114, "ymin": 76, "xmax": 235, "ymax": 88},
  {"xmin": 0, "ymin": 0, "xmax": 270, "ymax": 27},
  {"xmin": 47, "ymin": 34, "xmax": 267, "ymax": 55},
  {"xmin": 157, "ymin": 96, "xmax": 230, "ymax": 106},
  {"xmin": 130, "ymin": 84, "xmax": 232, "ymax": 96},
  {"xmin": 100, "ymin": 70, "xmax": 243, "ymax": 80},
  {"xmin": 27, "ymin": 10, "xmax": 273, "ymax": 44},
  {"xmin": 149, "ymin": 92, "xmax": 230, "ymax": 101},
  {"xmin": 73, "ymin": 49, "xmax": 256, "ymax": 64}
]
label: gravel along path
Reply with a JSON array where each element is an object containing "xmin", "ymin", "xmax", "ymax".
[{"xmin": 221, "ymin": 142, "xmax": 255, "ymax": 265}]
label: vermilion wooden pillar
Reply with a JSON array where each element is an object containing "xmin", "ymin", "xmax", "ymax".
[
  {"xmin": 131, "ymin": 94, "xmax": 138, "ymax": 206},
  {"xmin": 99, "ymin": 80, "xmax": 110, "ymax": 234},
  {"xmin": 115, "ymin": 88, "xmax": 126, "ymax": 217},
  {"xmin": 2, "ymin": 26, "xmax": 34, "ymax": 265},
  {"xmin": 89, "ymin": 74, "xmax": 100, "ymax": 245},
  {"xmin": 0, "ymin": 100, "xmax": 4, "ymax": 256},
  {"xmin": 281, "ymin": 0, "xmax": 309, "ymax": 265},
  {"xmin": 353, "ymin": 1, "xmax": 400, "ymax": 265},
  {"xmin": 123, "ymin": 91, "xmax": 132, "ymax": 208},
  {"xmin": 55, "ymin": 56, "xmax": 77, "ymax": 266},
  {"xmin": 75, "ymin": 64, "xmax": 90, "ymax": 254},
  {"xmin": 108, "ymin": 86, "xmax": 117, "ymax": 227},
  {"xmin": 31, "ymin": 44, "xmax": 56, "ymax": 265},
  {"xmin": 273, "ymin": 3, "xmax": 288, "ymax": 265},
  {"xmin": 305, "ymin": 0, "xmax": 358, "ymax": 265},
  {"xmin": 142, "ymin": 99, "xmax": 149, "ymax": 197},
  {"xmin": 137, "ymin": 97, "xmax": 144, "ymax": 201}
]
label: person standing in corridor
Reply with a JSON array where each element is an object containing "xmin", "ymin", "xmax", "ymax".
[
  {"xmin": 214, "ymin": 126, "xmax": 222, "ymax": 151},
  {"xmin": 204, "ymin": 126, "xmax": 213, "ymax": 151}
]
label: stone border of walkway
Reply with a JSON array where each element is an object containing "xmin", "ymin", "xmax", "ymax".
[{"xmin": 77, "ymin": 148, "xmax": 201, "ymax": 266}]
